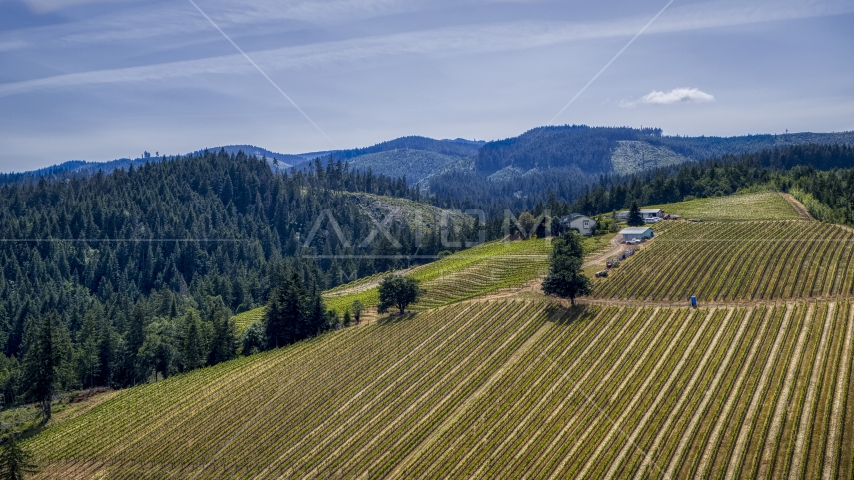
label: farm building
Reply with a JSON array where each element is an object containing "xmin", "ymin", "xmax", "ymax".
[
  {"xmin": 620, "ymin": 227, "xmax": 654, "ymax": 242},
  {"xmin": 640, "ymin": 208, "xmax": 664, "ymax": 219},
  {"xmin": 560, "ymin": 214, "xmax": 597, "ymax": 236}
]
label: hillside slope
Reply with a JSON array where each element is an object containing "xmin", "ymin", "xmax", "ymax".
[
  {"xmin": 24, "ymin": 190, "xmax": 854, "ymax": 479},
  {"xmin": 27, "ymin": 300, "xmax": 854, "ymax": 479},
  {"xmin": 346, "ymin": 149, "xmax": 460, "ymax": 184}
]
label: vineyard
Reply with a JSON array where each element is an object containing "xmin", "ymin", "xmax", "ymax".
[
  {"xmin": 235, "ymin": 235, "xmax": 605, "ymax": 329},
  {"xmin": 320, "ymin": 238, "xmax": 555, "ymax": 314},
  {"xmin": 230, "ymin": 308, "xmax": 264, "ymax": 333},
  {"xmin": 24, "ymin": 189, "xmax": 854, "ymax": 479},
  {"xmin": 594, "ymin": 219, "xmax": 854, "ymax": 302},
  {"xmin": 27, "ymin": 300, "xmax": 854, "ymax": 479},
  {"xmin": 649, "ymin": 192, "xmax": 802, "ymax": 221}
]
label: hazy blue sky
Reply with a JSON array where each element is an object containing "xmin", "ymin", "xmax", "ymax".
[{"xmin": 1, "ymin": 0, "xmax": 852, "ymax": 171}]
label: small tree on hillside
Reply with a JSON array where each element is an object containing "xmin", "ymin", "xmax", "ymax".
[
  {"xmin": 542, "ymin": 232, "xmax": 591, "ymax": 305},
  {"xmin": 0, "ymin": 434, "xmax": 38, "ymax": 480},
  {"xmin": 627, "ymin": 202, "xmax": 644, "ymax": 227},
  {"xmin": 351, "ymin": 300, "xmax": 364, "ymax": 324},
  {"xmin": 378, "ymin": 276, "xmax": 423, "ymax": 315},
  {"xmin": 518, "ymin": 212, "xmax": 536, "ymax": 238}
]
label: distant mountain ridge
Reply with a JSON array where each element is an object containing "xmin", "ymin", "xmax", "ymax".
[{"xmin": 4, "ymin": 128, "xmax": 852, "ymax": 185}]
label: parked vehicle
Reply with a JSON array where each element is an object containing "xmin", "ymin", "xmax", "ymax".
[{"xmin": 595, "ymin": 270, "xmax": 608, "ymax": 278}]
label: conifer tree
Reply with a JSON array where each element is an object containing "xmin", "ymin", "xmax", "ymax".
[
  {"xmin": 541, "ymin": 232, "xmax": 591, "ymax": 306},
  {"xmin": 208, "ymin": 306, "xmax": 238, "ymax": 366},
  {"xmin": 0, "ymin": 434, "xmax": 38, "ymax": 480},
  {"xmin": 627, "ymin": 202, "xmax": 644, "ymax": 227},
  {"xmin": 181, "ymin": 312, "xmax": 205, "ymax": 371},
  {"xmin": 21, "ymin": 313, "xmax": 61, "ymax": 422}
]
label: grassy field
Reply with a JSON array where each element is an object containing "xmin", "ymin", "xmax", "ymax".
[
  {"xmin": 648, "ymin": 191, "xmax": 802, "ymax": 221},
  {"xmin": 27, "ymin": 300, "xmax": 854, "ymax": 479},
  {"xmin": 594, "ymin": 219, "xmax": 854, "ymax": 302}
]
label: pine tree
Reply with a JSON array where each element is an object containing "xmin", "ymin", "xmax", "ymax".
[
  {"xmin": 208, "ymin": 306, "xmax": 238, "ymax": 366},
  {"xmin": 627, "ymin": 202, "xmax": 644, "ymax": 227},
  {"xmin": 21, "ymin": 313, "xmax": 61, "ymax": 422},
  {"xmin": 264, "ymin": 282, "xmax": 289, "ymax": 350},
  {"xmin": 96, "ymin": 319, "xmax": 116, "ymax": 387},
  {"xmin": 541, "ymin": 232, "xmax": 591, "ymax": 306},
  {"xmin": 0, "ymin": 434, "xmax": 38, "ymax": 480},
  {"xmin": 123, "ymin": 304, "xmax": 146, "ymax": 382},
  {"xmin": 76, "ymin": 311, "xmax": 99, "ymax": 388},
  {"xmin": 181, "ymin": 312, "xmax": 204, "ymax": 371}
]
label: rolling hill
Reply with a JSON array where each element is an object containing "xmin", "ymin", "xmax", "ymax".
[
  {"xmin": 24, "ymin": 190, "xmax": 854, "ymax": 479},
  {"xmin": 345, "ymin": 149, "xmax": 460, "ymax": 184}
]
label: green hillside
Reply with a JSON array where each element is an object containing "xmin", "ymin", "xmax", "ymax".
[
  {"xmin": 595, "ymin": 219, "xmax": 854, "ymax": 302},
  {"xmin": 27, "ymin": 300, "xmax": 854, "ymax": 479},
  {"xmin": 649, "ymin": 191, "xmax": 802, "ymax": 221},
  {"xmin": 23, "ymin": 189, "xmax": 854, "ymax": 479},
  {"xmin": 324, "ymin": 239, "xmax": 552, "ymax": 314}
]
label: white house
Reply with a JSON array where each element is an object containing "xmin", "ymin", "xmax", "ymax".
[
  {"xmin": 620, "ymin": 227, "xmax": 654, "ymax": 242},
  {"xmin": 640, "ymin": 208, "xmax": 664, "ymax": 219},
  {"xmin": 561, "ymin": 214, "xmax": 597, "ymax": 236}
]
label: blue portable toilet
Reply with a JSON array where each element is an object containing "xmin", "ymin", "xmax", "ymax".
[{"xmin": 690, "ymin": 296, "xmax": 697, "ymax": 308}]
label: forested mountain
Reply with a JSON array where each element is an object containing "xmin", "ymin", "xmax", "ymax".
[
  {"xmin": 0, "ymin": 145, "xmax": 300, "ymax": 183},
  {"xmin": 190, "ymin": 145, "xmax": 304, "ymax": 169},
  {"xmin": 346, "ymin": 149, "xmax": 460, "ymax": 184},
  {"xmin": 474, "ymin": 125, "xmax": 662, "ymax": 175},
  {"xmin": 648, "ymin": 131, "xmax": 854, "ymax": 160},
  {"xmin": 0, "ymin": 150, "xmax": 482, "ymax": 402},
  {"xmin": 552, "ymin": 143, "xmax": 854, "ymax": 219},
  {"xmin": 326, "ymin": 136, "xmax": 483, "ymax": 161}
]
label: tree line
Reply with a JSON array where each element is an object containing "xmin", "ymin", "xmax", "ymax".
[{"xmin": 0, "ymin": 150, "xmax": 473, "ymax": 415}]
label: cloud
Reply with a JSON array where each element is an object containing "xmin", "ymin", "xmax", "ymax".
[
  {"xmin": 621, "ymin": 88, "xmax": 714, "ymax": 107},
  {"xmin": 2, "ymin": 0, "xmax": 852, "ymax": 97},
  {"xmin": 17, "ymin": 0, "xmax": 131, "ymax": 14},
  {"xmin": 641, "ymin": 88, "xmax": 715, "ymax": 104},
  {"xmin": 0, "ymin": 39, "xmax": 29, "ymax": 52}
]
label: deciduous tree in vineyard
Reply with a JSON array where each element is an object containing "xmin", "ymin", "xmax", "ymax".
[
  {"xmin": 378, "ymin": 275, "xmax": 423, "ymax": 315},
  {"xmin": 352, "ymin": 300, "xmax": 364, "ymax": 324}
]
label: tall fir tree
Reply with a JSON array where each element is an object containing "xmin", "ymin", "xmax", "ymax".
[
  {"xmin": 181, "ymin": 312, "xmax": 205, "ymax": 371},
  {"xmin": 541, "ymin": 232, "xmax": 591, "ymax": 306},
  {"xmin": 0, "ymin": 434, "xmax": 38, "ymax": 480},
  {"xmin": 627, "ymin": 202, "xmax": 644, "ymax": 227},
  {"xmin": 21, "ymin": 313, "xmax": 61, "ymax": 422}
]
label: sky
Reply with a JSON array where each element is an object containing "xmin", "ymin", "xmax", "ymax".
[{"xmin": 0, "ymin": 0, "xmax": 852, "ymax": 172}]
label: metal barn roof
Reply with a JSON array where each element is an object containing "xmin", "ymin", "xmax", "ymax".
[{"xmin": 620, "ymin": 227, "xmax": 653, "ymax": 234}]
